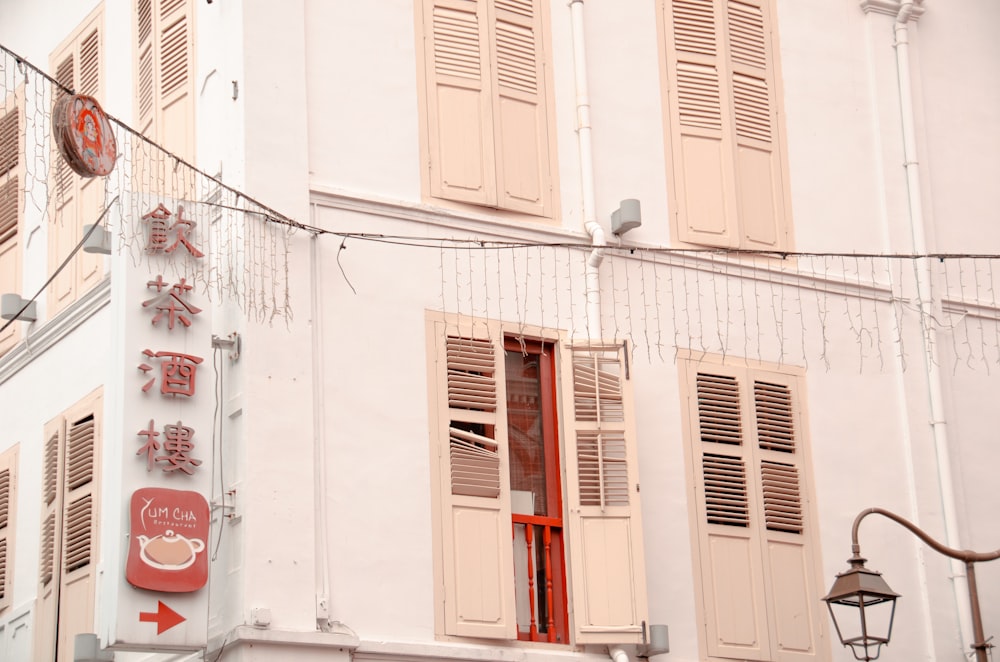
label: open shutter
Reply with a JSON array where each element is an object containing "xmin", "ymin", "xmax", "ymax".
[
  {"xmin": 431, "ymin": 321, "xmax": 516, "ymax": 638},
  {"xmin": 687, "ymin": 365, "xmax": 769, "ymax": 660},
  {"xmin": 423, "ymin": 0, "xmax": 496, "ymax": 206},
  {"xmin": 136, "ymin": 0, "xmax": 155, "ymax": 136},
  {"xmin": 664, "ymin": 0, "xmax": 738, "ymax": 247},
  {"xmin": 563, "ymin": 343, "xmax": 648, "ymax": 644},
  {"xmin": 0, "ymin": 97, "xmax": 22, "ymax": 355},
  {"xmin": 76, "ymin": 26, "xmax": 105, "ymax": 294},
  {"xmin": 49, "ymin": 53, "xmax": 78, "ymax": 313},
  {"xmin": 35, "ymin": 418, "xmax": 65, "ymax": 662},
  {"xmin": 56, "ymin": 402, "xmax": 100, "ymax": 660},
  {"xmin": 0, "ymin": 446, "xmax": 16, "ymax": 611},
  {"xmin": 491, "ymin": 0, "xmax": 550, "ymax": 216},
  {"xmin": 750, "ymin": 374, "xmax": 823, "ymax": 661},
  {"xmin": 727, "ymin": 0, "xmax": 786, "ymax": 250},
  {"xmin": 158, "ymin": 0, "xmax": 194, "ymax": 162}
]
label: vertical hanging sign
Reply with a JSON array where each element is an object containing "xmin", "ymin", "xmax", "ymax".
[{"xmin": 110, "ymin": 196, "xmax": 214, "ymax": 651}]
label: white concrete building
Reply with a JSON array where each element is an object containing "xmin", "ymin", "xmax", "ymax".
[{"xmin": 0, "ymin": 1, "xmax": 998, "ymax": 661}]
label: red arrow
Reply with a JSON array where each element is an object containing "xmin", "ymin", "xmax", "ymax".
[{"xmin": 139, "ymin": 600, "xmax": 186, "ymax": 634}]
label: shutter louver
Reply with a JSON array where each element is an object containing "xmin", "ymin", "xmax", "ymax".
[
  {"xmin": 702, "ymin": 452, "xmax": 749, "ymax": 526},
  {"xmin": 696, "ymin": 372, "xmax": 743, "ymax": 444},
  {"xmin": 495, "ymin": 4, "xmax": 537, "ymax": 96},
  {"xmin": 433, "ymin": 5, "xmax": 481, "ymax": 81},
  {"xmin": 673, "ymin": 0, "xmax": 716, "ymax": 55},
  {"xmin": 572, "ymin": 353, "xmax": 625, "ymax": 423},
  {"xmin": 676, "ymin": 63, "xmax": 722, "ymax": 131},
  {"xmin": 0, "ymin": 179, "xmax": 17, "ymax": 246},
  {"xmin": 79, "ymin": 30, "xmax": 100, "ymax": 97},
  {"xmin": 40, "ymin": 513, "xmax": 56, "ymax": 586},
  {"xmin": 576, "ymin": 430, "xmax": 629, "ymax": 507},
  {"xmin": 0, "ymin": 469, "xmax": 8, "ymax": 529},
  {"xmin": 754, "ymin": 380, "xmax": 794, "ymax": 452},
  {"xmin": 446, "ymin": 336, "xmax": 497, "ymax": 411},
  {"xmin": 63, "ymin": 495, "xmax": 92, "ymax": 572},
  {"xmin": 760, "ymin": 460, "xmax": 802, "ymax": 534},
  {"xmin": 160, "ymin": 16, "xmax": 188, "ymax": 98},
  {"xmin": 0, "ymin": 462, "xmax": 9, "ymax": 604},
  {"xmin": 449, "ymin": 426, "xmax": 500, "ymax": 498},
  {"xmin": 0, "ymin": 110, "xmax": 17, "ymax": 178},
  {"xmin": 66, "ymin": 415, "xmax": 95, "ymax": 489},
  {"xmin": 0, "ymin": 539, "xmax": 6, "ymax": 601},
  {"xmin": 727, "ymin": 0, "xmax": 766, "ymax": 68},
  {"xmin": 44, "ymin": 433, "xmax": 59, "ymax": 507}
]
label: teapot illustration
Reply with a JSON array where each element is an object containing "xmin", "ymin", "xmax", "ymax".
[{"xmin": 137, "ymin": 529, "xmax": 205, "ymax": 571}]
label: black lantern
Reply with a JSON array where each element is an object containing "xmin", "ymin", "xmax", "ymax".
[{"xmin": 823, "ymin": 555, "xmax": 899, "ymax": 661}]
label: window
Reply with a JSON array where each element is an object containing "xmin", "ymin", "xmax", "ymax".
[
  {"xmin": 0, "ymin": 444, "xmax": 18, "ymax": 613},
  {"xmin": 659, "ymin": 0, "xmax": 792, "ymax": 250},
  {"xmin": 48, "ymin": 7, "xmax": 106, "ymax": 317},
  {"xmin": 134, "ymin": 0, "xmax": 195, "ymax": 162},
  {"xmin": 35, "ymin": 389, "xmax": 102, "ymax": 662},
  {"xmin": 678, "ymin": 356, "xmax": 828, "ymax": 661},
  {"xmin": 0, "ymin": 91, "xmax": 22, "ymax": 355},
  {"xmin": 426, "ymin": 315, "xmax": 647, "ymax": 644},
  {"xmin": 416, "ymin": 0, "xmax": 555, "ymax": 218}
]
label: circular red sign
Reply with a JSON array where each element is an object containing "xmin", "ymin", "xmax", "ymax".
[{"xmin": 54, "ymin": 94, "xmax": 117, "ymax": 177}]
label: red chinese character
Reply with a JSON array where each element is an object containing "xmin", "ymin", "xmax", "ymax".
[
  {"xmin": 138, "ymin": 350, "xmax": 203, "ymax": 397},
  {"xmin": 143, "ymin": 204, "xmax": 172, "ymax": 254},
  {"xmin": 166, "ymin": 206, "xmax": 205, "ymax": 258},
  {"xmin": 136, "ymin": 419, "xmax": 161, "ymax": 472},
  {"xmin": 155, "ymin": 422, "xmax": 202, "ymax": 475},
  {"xmin": 142, "ymin": 275, "xmax": 202, "ymax": 329}
]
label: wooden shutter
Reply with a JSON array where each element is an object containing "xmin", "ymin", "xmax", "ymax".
[
  {"xmin": 35, "ymin": 391, "xmax": 102, "ymax": 662},
  {"xmin": 0, "ymin": 446, "xmax": 16, "ymax": 612},
  {"xmin": 491, "ymin": 0, "xmax": 550, "ymax": 216},
  {"xmin": 158, "ymin": 0, "xmax": 194, "ymax": 162},
  {"xmin": 421, "ymin": 0, "xmax": 551, "ymax": 216},
  {"xmin": 430, "ymin": 320, "xmax": 516, "ymax": 638},
  {"xmin": 35, "ymin": 418, "xmax": 65, "ymax": 662},
  {"xmin": 563, "ymin": 343, "xmax": 648, "ymax": 644},
  {"xmin": 49, "ymin": 12, "xmax": 105, "ymax": 317},
  {"xmin": 684, "ymin": 362, "xmax": 823, "ymax": 661},
  {"xmin": 662, "ymin": 0, "xmax": 788, "ymax": 249},
  {"xmin": 0, "ymin": 97, "xmax": 22, "ymax": 355}
]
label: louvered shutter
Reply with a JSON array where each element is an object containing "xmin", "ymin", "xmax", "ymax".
[
  {"xmin": 491, "ymin": 0, "xmax": 550, "ymax": 216},
  {"xmin": 56, "ymin": 404, "xmax": 99, "ymax": 659},
  {"xmin": 663, "ymin": 0, "xmax": 788, "ymax": 249},
  {"xmin": 726, "ymin": 0, "xmax": 786, "ymax": 250},
  {"xmin": 0, "ymin": 446, "xmax": 16, "ymax": 611},
  {"xmin": 423, "ymin": 0, "xmax": 495, "ymax": 206},
  {"xmin": 750, "ymin": 373, "xmax": 823, "ymax": 661},
  {"xmin": 157, "ymin": 0, "xmax": 194, "ymax": 162},
  {"xmin": 0, "ymin": 99, "xmax": 21, "ymax": 355},
  {"xmin": 136, "ymin": 0, "xmax": 155, "ymax": 136},
  {"xmin": 35, "ymin": 418, "xmax": 65, "ymax": 662},
  {"xmin": 76, "ymin": 27, "xmax": 105, "ymax": 294},
  {"xmin": 562, "ymin": 343, "xmax": 648, "ymax": 643},
  {"xmin": 49, "ymin": 52, "xmax": 79, "ymax": 312},
  {"xmin": 431, "ymin": 320, "xmax": 516, "ymax": 638},
  {"xmin": 687, "ymin": 365, "xmax": 769, "ymax": 660}
]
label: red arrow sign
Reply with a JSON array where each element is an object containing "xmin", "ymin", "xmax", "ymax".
[{"xmin": 139, "ymin": 600, "xmax": 186, "ymax": 634}]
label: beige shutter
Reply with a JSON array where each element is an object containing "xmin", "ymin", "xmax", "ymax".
[
  {"xmin": 0, "ymin": 96, "xmax": 22, "ymax": 355},
  {"xmin": 35, "ymin": 418, "xmax": 65, "ymax": 662},
  {"xmin": 663, "ymin": 0, "xmax": 789, "ymax": 249},
  {"xmin": 686, "ymin": 365, "xmax": 769, "ymax": 660},
  {"xmin": 0, "ymin": 446, "xmax": 17, "ymax": 612},
  {"xmin": 56, "ymin": 401, "xmax": 100, "ymax": 661},
  {"xmin": 157, "ymin": 0, "xmax": 195, "ymax": 163},
  {"xmin": 76, "ymin": 26, "xmax": 105, "ymax": 294},
  {"xmin": 563, "ymin": 343, "xmax": 648, "ymax": 644},
  {"xmin": 726, "ymin": 0, "xmax": 786, "ymax": 250},
  {"xmin": 750, "ymin": 374, "xmax": 823, "ymax": 661},
  {"xmin": 136, "ymin": 0, "xmax": 155, "ymax": 136},
  {"xmin": 491, "ymin": 0, "xmax": 551, "ymax": 216},
  {"xmin": 49, "ymin": 52, "xmax": 79, "ymax": 313},
  {"xmin": 664, "ymin": 0, "xmax": 738, "ymax": 247},
  {"xmin": 430, "ymin": 320, "xmax": 516, "ymax": 638},
  {"xmin": 422, "ymin": 0, "xmax": 495, "ymax": 206}
]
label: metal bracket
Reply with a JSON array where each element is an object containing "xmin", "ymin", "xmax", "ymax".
[{"xmin": 211, "ymin": 332, "xmax": 241, "ymax": 361}]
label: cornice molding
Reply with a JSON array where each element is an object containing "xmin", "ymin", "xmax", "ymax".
[
  {"xmin": 0, "ymin": 277, "xmax": 111, "ymax": 385},
  {"xmin": 860, "ymin": 0, "xmax": 927, "ymax": 20}
]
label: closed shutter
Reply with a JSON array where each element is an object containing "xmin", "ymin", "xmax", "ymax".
[
  {"xmin": 0, "ymin": 446, "xmax": 17, "ymax": 612},
  {"xmin": 0, "ymin": 97, "xmax": 22, "ymax": 355},
  {"xmin": 49, "ymin": 11, "xmax": 105, "ymax": 317},
  {"xmin": 662, "ymin": 0, "xmax": 788, "ymax": 250},
  {"xmin": 420, "ymin": 0, "xmax": 551, "ymax": 216},
  {"xmin": 563, "ymin": 343, "xmax": 648, "ymax": 644},
  {"xmin": 430, "ymin": 319, "xmax": 516, "ymax": 638},
  {"xmin": 683, "ymin": 361, "xmax": 823, "ymax": 661},
  {"xmin": 35, "ymin": 390, "xmax": 102, "ymax": 662}
]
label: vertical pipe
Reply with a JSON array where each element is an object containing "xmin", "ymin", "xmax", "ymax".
[
  {"xmin": 310, "ymin": 221, "xmax": 332, "ymax": 631},
  {"xmin": 892, "ymin": 1, "xmax": 974, "ymax": 652}
]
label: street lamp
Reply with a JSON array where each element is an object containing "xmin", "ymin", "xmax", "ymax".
[{"xmin": 823, "ymin": 507, "xmax": 1000, "ymax": 662}]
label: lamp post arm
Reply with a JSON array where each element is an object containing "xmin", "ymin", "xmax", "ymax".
[{"xmin": 851, "ymin": 507, "xmax": 1000, "ymax": 564}]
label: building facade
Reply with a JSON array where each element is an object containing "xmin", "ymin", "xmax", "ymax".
[{"xmin": 0, "ymin": 1, "xmax": 998, "ymax": 661}]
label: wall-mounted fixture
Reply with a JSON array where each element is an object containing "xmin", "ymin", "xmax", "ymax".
[
  {"xmin": 73, "ymin": 633, "xmax": 113, "ymax": 661},
  {"xmin": 638, "ymin": 623, "xmax": 670, "ymax": 657},
  {"xmin": 1, "ymin": 293, "xmax": 37, "ymax": 322},
  {"xmin": 611, "ymin": 199, "xmax": 642, "ymax": 236},
  {"xmin": 82, "ymin": 224, "xmax": 112, "ymax": 255}
]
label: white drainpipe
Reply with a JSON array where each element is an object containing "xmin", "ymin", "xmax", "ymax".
[
  {"xmin": 608, "ymin": 646, "xmax": 631, "ymax": 662},
  {"xmin": 569, "ymin": 0, "xmax": 606, "ymax": 340},
  {"xmin": 893, "ymin": 1, "xmax": 974, "ymax": 652}
]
